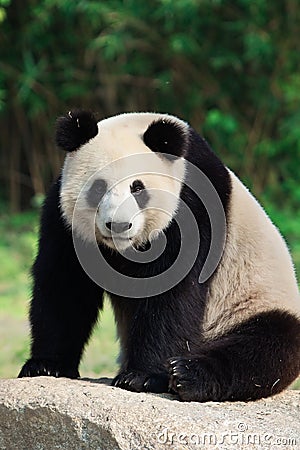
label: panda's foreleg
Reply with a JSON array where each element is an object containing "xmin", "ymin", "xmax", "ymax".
[
  {"xmin": 111, "ymin": 296, "xmax": 183, "ymax": 394},
  {"xmin": 18, "ymin": 178, "xmax": 103, "ymax": 379},
  {"xmin": 112, "ymin": 371, "xmax": 170, "ymax": 393},
  {"xmin": 111, "ymin": 337, "xmax": 170, "ymax": 393},
  {"xmin": 168, "ymin": 310, "xmax": 300, "ymax": 401}
]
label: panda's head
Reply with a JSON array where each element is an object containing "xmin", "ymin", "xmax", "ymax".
[{"xmin": 57, "ymin": 110, "xmax": 188, "ymax": 251}]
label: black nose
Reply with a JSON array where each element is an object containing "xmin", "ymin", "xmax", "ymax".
[{"xmin": 105, "ymin": 221, "xmax": 132, "ymax": 233}]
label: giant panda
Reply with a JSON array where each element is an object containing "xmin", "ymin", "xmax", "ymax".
[{"xmin": 19, "ymin": 109, "xmax": 300, "ymax": 402}]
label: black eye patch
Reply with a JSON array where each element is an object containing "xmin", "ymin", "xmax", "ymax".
[
  {"xmin": 130, "ymin": 179, "xmax": 150, "ymax": 209},
  {"xmin": 86, "ymin": 179, "xmax": 107, "ymax": 208}
]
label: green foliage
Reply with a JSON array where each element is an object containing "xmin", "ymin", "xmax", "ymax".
[
  {"xmin": 1, "ymin": 0, "xmax": 300, "ymax": 211},
  {"xmin": 0, "ymin": 0, "xmax": 9, "ymax": 23},
  {"xmin": 0, "ymin": 210, "xmax": 38, "ymax": 318}
]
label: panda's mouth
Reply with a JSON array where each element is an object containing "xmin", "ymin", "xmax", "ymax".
[
  {"xmin": 101, "ymin": 234, "xmax": 136, "ymax": 251},
  {"xmin": 102, "ymin": 236, "xmax": 132, "ymax": 241},
  {"xmin": 103, "ymin": 236, "xmax": 132, "ymax": 241}
]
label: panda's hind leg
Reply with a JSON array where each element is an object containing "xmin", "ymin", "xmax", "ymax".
[{"xmin": 168, "ymin": 310, "xmax": 300, "ymax": 402}]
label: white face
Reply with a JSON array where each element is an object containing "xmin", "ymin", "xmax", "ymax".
[
  {"xmin": 60, "ymin": 113, "xmax": 186, "ymax": 251},
  {"xmin": 94, "ymin": 177, "xmax": 145, "ymax": 250}
]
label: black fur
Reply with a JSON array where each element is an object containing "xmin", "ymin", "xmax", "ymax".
[
  {"xmin": 18, "ymin": 177, "xmax": 103, "ymax": 378},
  {"xmin": 86, "ymin": 179, "xmax": 108, "ymax": 208},
  {"xmin": 143, "ymin": 118, "xmax": 187, "ymax": 159},
  {"xmin": 112, "ymin": 371, "xmax": 169, "ymax": 393},
  {"xmin": 55, "ymin": 110, "xmax": 98, "ymax": 152},
  {"xmin": 130, "ymin": 180, "xmax": 150, "ymax": 209},
  {"xmin": 19, "ymin": 116, "xmax": 300, "ymax": 403},
  {"xmin": 168, "ymin": 310, "xmax": 300, "ymax": 401}
]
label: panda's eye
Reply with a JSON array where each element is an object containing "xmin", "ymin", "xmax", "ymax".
[{"xmin": 130, "ymin": 180, "xmax": 145, "ymax": 195}]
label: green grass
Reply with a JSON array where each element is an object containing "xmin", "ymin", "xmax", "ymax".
[{"xmin": 0, "ymin": 206, "xmax": 299, "ymax": 389}]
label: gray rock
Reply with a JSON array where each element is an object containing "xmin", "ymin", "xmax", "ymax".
[{"xmin": 0, "ymin": 377, "xmax": 299, "ymax": 450}]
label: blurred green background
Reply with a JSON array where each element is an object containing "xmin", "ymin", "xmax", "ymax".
[{"xmin": 0, "ymin": 0, "xmax": 299, "ymax": 387}]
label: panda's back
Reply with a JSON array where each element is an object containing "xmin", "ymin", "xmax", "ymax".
[{"xmin": 202, "ymin": 170, "xmax": 300, "ymax": 339}]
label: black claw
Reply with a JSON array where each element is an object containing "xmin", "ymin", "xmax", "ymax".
[
  {"xmin": 112, "ymin": 371, "xmax": 169, "ymax": 394},
  {"xmin": 18, "ymin": 359, "xmax": 79, "ymax": 379}
]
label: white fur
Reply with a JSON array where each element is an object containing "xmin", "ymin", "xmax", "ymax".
[
  {"xmin": 202, "ymin": 170, "xmax": 300, "ymax": 339},
  {"xmin": 60, "ymin": 111, "xmax": 300, "ymax": 330},
  {"xmin": 60, "ymin": 113, "xmax": 187, "ymax": 249}
]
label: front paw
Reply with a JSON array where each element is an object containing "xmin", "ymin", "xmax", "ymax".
[
  {"xmin": 112, "ymin": 370, "xmax": 169, "ymax": 393},
  {"xmin": 18, "ymin": 358, "xmax": 79, "ymax": 379},
  {"xmin": 168, "ymin": 356, "xmax": 221, "ymax": 402}
]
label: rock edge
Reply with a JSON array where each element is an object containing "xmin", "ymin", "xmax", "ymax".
[{"xmin": 0, "ymin": 378, "xmax": 299, "ymax": 450}]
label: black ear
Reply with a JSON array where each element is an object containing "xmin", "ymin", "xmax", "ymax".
[
  {"xmin": 55, "ymin": 110, "xmax": 98, "ymax": 152},
  {"xmin": 143, "ymin": 118, "xmax": 187, "ymax": 160}
]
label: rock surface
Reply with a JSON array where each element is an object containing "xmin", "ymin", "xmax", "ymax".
[{"xmin": 0, "ymin": 377, "xmax": 299, "ymax": 450}]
